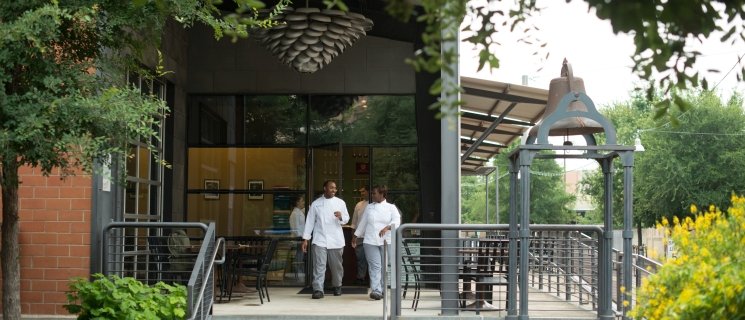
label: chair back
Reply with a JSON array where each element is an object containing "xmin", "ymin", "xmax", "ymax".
[
  {"xmin": 476, "ymin": 239, "xmax": 508, "ymax": 275},
  {"xmin": 258, "ymin": 239, "xmax": 279, "ymax": 273}
]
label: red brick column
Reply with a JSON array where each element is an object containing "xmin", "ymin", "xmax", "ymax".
[{"xmin": 0, "ymin": 166, "xmax": 92, "ymax": 315}]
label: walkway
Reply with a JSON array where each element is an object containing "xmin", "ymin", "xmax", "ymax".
[{"xmin": 212, "ymin": 286, "xmax": 598, "ymax": 319}]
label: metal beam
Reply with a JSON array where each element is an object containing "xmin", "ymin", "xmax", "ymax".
[
  {"xmin": 463, "ymin": 86, "xmax": 547, "ymax": 105},
  {"xmin": 461, "ymin": 123, "xmax": 518, "ymax": 136},
  {"xmin": 461, "ymin": 110, "xmax": 534, "ymax": 127},
  {"xmin": 461, "ymin": 102, "xmax": 518, "ymax": 164}
]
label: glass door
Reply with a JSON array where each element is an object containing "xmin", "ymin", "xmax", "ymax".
[{"xmin": 310, "ymin": 143, "xmax": 343, "ymax": 199}]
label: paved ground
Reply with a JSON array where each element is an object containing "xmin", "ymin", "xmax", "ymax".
[{"xmin": 213, "ymin": 286, "xmax": 598, "ymax": 319}]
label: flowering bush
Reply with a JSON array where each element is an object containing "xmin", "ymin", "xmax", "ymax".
[{"xmin": 631, "ymin": 194, "xmax": 745, "ymax": 319}]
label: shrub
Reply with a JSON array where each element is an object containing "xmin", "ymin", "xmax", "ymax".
[
  {"xmin": 65, "ymin": 273, "xmax": 187, "ymax": 320},
  {"xmin": 631, "ymin": 194, "xmax": 745, "ymax": 319}
]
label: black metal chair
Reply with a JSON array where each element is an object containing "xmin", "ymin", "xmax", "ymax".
[
  {"xmin": 228, "ymin": 238, "xmax": 279, "ymax": 304},
  {"xmin": 402, "ymin": 239, "xmax": 422, "ymax": 310}
]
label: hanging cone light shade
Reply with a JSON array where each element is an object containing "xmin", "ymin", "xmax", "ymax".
[{"xmin": 253, "ymin": 7, "xmax": 374, "ymax": 73}]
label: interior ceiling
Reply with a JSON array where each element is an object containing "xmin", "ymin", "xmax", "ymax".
[{"xmin": 460, "ymin": 77, "xmax": 549, "ymax": 175}]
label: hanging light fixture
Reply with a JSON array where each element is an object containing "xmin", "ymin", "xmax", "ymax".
[
  {"xmin": 634, "ymin": 131, "xmax": 645, "ymax": 152},
  {"xmin": 253, "ymin": 6, "xmax": 373, "ymax": 73}
]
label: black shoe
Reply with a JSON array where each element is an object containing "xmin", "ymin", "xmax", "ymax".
[
  {"xmin": 333, "ymin": 287, "xmax": 342, "ymax": 296},
  {"xmin": 370, "ymin": 291, "xmax": 382, "ymax": 300},
  {"xmin": 312, "ymin": 290, "xmax": 324, "ymax": 299}
]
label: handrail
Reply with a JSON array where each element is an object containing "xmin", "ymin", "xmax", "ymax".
[
  {"xmin": 102, "ymin": 221, "xmax": 221, "ymax": 320},
  {"xmin": 186, "ymin": 234, "xmax": 225, "ymax": 320}
]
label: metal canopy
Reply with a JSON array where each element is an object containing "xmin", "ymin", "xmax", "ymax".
[{"xmin": 459, "ymin": 76, "xmax": 549, "ymax": 174}]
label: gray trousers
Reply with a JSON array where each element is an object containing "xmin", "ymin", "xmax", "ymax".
[
  {"xmin": 311, "ymin": 244, "xmax": 344, "ymax": 291},
  {"xmin": 364, "ymin": 243, "xmax": 385, "ymax": 294},
  {"xmin": 355, "ymin": 237, "xmax": 367, "ymax": 279}
]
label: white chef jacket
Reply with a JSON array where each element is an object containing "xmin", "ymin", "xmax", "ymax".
[
  {"xmin": 289, "ymin": 207, "xmax": 305, "ymax": 237},
  {"xmin": 354, "ymin": 200, "xmax": 401, "ymax": 246},
  {"xmin": 303, "ymin": 196, "xmax": 349, "ymax": 249}
]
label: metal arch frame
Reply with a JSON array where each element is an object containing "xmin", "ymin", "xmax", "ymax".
[{"xmin": 506, "ymin": 92, "xmax": 635, "ymax": 320}]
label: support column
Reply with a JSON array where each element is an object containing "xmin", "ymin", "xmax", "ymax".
[
  {"xmin": 599, "ymin": 158, "xmax": 614, "ymax": 319},
  {"xmin": 439, "ymin": 2, "xmax": 460, "ymax": 313},
  {"xmin": 621, "ymin": 151, "xmax": 635, "ymax": 320},
  {"xmin": 507, "ymin": 160, "xmax": 519, "ymax": 319},
  {"xmin": 518, "ymin": 150, "xmax": 533, "ymax": 320}
]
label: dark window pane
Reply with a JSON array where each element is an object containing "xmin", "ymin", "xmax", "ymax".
[
  {"xmin": 342, "ymin": 96, "xmax": 417, "ymax": 144},
  {"xmin": 188, "ymin": 96, "xmax": 235, "ymax": 145},
  {"xmin": 308, "ymin": 95, "xmax": 356, "ymax": 144},
  {"xmin": 244, "ymin": 96, "xmax": 307, "ymax": 145},
  {"xmin": 372, "ymin": 147, "xmax": 419, "ymax": 190}
]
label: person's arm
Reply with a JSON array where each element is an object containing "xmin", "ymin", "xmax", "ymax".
[
  {"xmin": 378, "ymin": 204, "xmax": 401, "ymax": 237},
  {"xmin": 354, "ymin": 207, "xmax": 370, "ymax": 239},
  {"xmin": 301, "ymin": 207, "xmax": 315, "ymax": 253},
  {"xmin": 336, "ymin": 199, "xmax": 350, "ymax": 224},
  {"xmin": 289, "ymin": 209, "xmax": 299, "ymax": 235}
]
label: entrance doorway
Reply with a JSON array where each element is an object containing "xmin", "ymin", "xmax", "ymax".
[{"xmin": 309, "ymin": 144, "xmax": 371, "ymax": 287}]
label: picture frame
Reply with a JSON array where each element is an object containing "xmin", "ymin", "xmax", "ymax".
[
  {"xmin": 204, "ymin": 179, "xmax": 220, "ymax": 200},
  {"xmin": 248, "ymin": 180, "xmax": 264, "ymax": 200},
  {"xmin": 356, "ymin": 162, "xmax": 369, "ymax": 174}
]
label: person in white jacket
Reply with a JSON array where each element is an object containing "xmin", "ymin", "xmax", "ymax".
[
  {"xmin": 289, "ymin": 195, "xmax": 306, "ymax": 273},
  {"xmin": 302, "ymin": 180, "xmax": 350, "ymax": 299},
  {"xmin": 352, "ymin": 185, "xmax": 401, "ymax": 300}
]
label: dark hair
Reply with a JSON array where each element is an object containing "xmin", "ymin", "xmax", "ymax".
[
  {"xmin": 323, "ymin": 180, "xmax": 336, "ymax": 188},
  {"xmin": 294, "ymin": 195, "xmax": 305, "ymax": 205},
  {"xmin": 372, "ymin": 185, "xmax": 388, "ymax": 198}
]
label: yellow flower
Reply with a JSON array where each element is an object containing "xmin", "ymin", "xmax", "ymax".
[{"xmin": 690, "ymin": 204, "xmax": 698, "ymax": 214}]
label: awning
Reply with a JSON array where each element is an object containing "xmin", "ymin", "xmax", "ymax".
[{"xmin": 460, "ymin": 77, "xmax": 549, "ymax": 175}]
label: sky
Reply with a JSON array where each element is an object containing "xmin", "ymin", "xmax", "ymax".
[
  {"xmin": 459, "ymin": 1, "xmax": 745, "ymax": 171},
  {"xmin": 459, "ymin": 1, "xmax": 745, "ymax": 107}
]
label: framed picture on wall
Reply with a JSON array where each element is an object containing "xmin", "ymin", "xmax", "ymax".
[
  {"xmin": 204, "ymin": 179, "xmax": 219, "ymax": 200},
  {"xmin": 248, "ymin": 180, "xmax": 264, "ymax": 200}
]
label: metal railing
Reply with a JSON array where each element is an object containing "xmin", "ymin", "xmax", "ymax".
[
  {"xmin": 102, "ymin": 222, "xmax": 224, "ymax": 320},
  {"xmin": 392, "ymin": 223, "xmax": 612, "ymax": 319}
]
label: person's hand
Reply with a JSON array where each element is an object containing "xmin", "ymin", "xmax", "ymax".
[
  {"xmin": 302, "ymin": 240, "xmax": 308, "ymax": 253},
  {"xmin": 351, "ymin": 237, "xmax": 357, "ymax": 248},
  {"xmin": 379, "ymin": 225, "xmax": 391, "ymax": 237},
  {"xmin": 334, "ymin": 211, "xmax": 342, "ymax": 220}
]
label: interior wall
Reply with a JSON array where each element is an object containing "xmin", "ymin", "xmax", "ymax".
[{"xmin": 186, "ymin": 24, "xmax": 415, "ymax": 94}]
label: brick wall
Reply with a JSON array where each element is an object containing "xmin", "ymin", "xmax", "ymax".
[{"xmin": 0, "ymin": 166, "xmax": 92, "ymax": 315}]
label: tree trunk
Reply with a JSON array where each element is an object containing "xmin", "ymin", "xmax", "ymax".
[{"xmin": 1, "ymin": 161, "xmax": 21, "ymax": 320}]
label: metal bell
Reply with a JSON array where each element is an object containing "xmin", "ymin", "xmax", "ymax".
[{"xmin": 530, "ymin": 59, "xmax": 604, "ymax": 136}]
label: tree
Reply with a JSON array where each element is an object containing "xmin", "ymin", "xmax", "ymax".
[
  {"xmin": 0, "ymin": 1, "xmax": 284, "ymax": 319},
  {"xmin": 462, "ymin": 144, "xmax": 576, "ymax": 225},
  {"xmin": 385, "ymin": 0, "xmax": 745, "ymax": 121},
  {"xmin": 580, "ymin": 90, "xmax": 745, "ymax": 229}
]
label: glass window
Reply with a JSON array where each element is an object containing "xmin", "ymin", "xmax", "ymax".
[
  {"xmin": 187, "ymin": 147, "xmax": 306, "ymax": 190},
  {"xmin": 309, "ymin": 95, "xmax": 417, "ymax": 145},
  {"xmin": 244, "ymin": 95, "xmax": 307, "ymax": 145},
  {"xmin": 123, "ymin": 73, "xmax": 165, "ymax": 222},
  {"xmin": 372, "ymin": 147, "xmax": 419, "ymax": 190}
]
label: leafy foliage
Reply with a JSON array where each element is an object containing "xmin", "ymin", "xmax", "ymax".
[
  {"xmin": 64, "ymin": 274, "xmax": 187, "ymax": 320},
  {"xmin": 580, "ymin": 91, "xmax": 745, "ymax": 228},
  {"xmin": 0, "ymin": 1, "xmax": 285, "ymax": 318},
  {"xmin": 630, "ymin": 196, "xmax": 745, "ymax": 319},
  {"xmin": 462, "ymin": 143, "xmax": 576, "ymax": 224},
  {"xmin": 383, "ymin": 0, "xmax": 745, "ymax": 121}
]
